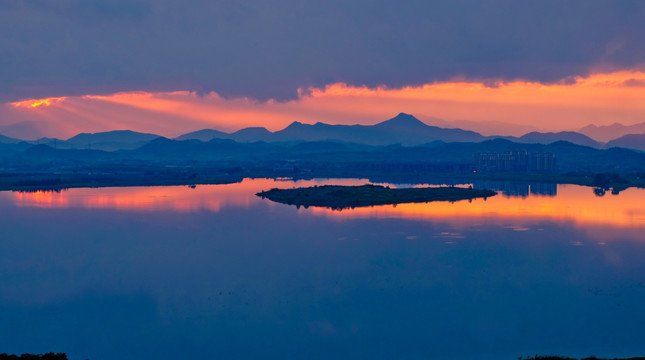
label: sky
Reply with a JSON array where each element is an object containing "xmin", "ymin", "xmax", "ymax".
[{"xmin": 1, "ymin": 0, "xmax": 645, "ymax": 139}]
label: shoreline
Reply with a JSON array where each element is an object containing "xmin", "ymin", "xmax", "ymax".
[{"xmin": 0, "ymin": 169, "xmax": 642, "ymax": 193}]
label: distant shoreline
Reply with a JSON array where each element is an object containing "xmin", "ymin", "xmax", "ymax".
[{"xmin": 0, "ymin": 167, "xmax": 642, "ymax": 193}]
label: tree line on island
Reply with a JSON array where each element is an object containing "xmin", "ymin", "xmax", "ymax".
[{"xmin": 256, "ymin": 184, "xmax": 497, "ymax": 210}]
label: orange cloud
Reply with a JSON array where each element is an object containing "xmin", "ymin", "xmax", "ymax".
[
  {"xmin": 11, "ymin": 96, "xmax": 68, "ymax": 109},
  {"xmin": 301, "ymin": 71, "xmax": 645, "ymax": 126},
  {"xmin": 4, "ymin": 71, "xmax": 645, "ymax": 138}
]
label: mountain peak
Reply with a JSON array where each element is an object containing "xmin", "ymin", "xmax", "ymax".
[
  {"xmin": 67, "ymin": 130, "xmax": 160, "ymax": 143},
  {"xmin": 375, "ymin": 113, "xmax": 427, "ymax": 128},
  {"xmin": 519, "ymin": 131, "xmax": 600, "ymax": 148},
  {"xmin": 281, "ymin": 121, "xmax": 309, "ymax": 131}
]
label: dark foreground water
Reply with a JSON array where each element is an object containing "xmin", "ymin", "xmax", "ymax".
[{"xmin": 1, "ymin": 178, "xmax": 644, "ymax": 360}]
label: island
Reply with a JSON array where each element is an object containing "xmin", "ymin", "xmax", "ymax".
[{"xmin": 256, "ymin": 184, "xmax": 497, "ymax": 209}]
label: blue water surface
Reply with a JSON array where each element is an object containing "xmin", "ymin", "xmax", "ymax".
[{"xmin": 0, "ymin": 179, "xmax": 644, "ymax": 360}]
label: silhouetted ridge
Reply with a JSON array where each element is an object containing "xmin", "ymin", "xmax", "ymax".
[
  {"xmin": 0, "ymin": 133, "xmax": 22, "ymax": 144},
  {"xmin": 66, "ymin": 130, "xmax": 159, "ymax": 143},
  {"xmin": 24, "ymin": 144, "xmax": 57, "ymax": 154},
  {"xmin": 374, "ymin": 112, "xmax": 429, "ymax": 128},
  {"xmin": 231, "ymin": 127, "xmax": 271, "ymax": 142},
  {"xmin": 518, "ymin": 131, "xmax": 601, "ymax": 148},
  {"xmin": 139, "ymin": 136, "xmax": 173, "ymax": 147},
  {"xmin": 174, "ymin": 129, "xmax": 228, "ymax": 142},
  {"xmin": 50, "ymin": 130, "xmax": 164, "ymax": 151},
  {"xmin": 173, "ymin": 113, "xmax": 488, "ymax": 146},
  {"xmin": 606, "ymin": 133, "xmax": 645, "ymax": 152},
  {"xmin": 579, "ymin": 121, "xmax": 645, "ymax": 142},
  {"xmin": 283, "ymin": 121, "xmax": 305, "ymax": 130}
]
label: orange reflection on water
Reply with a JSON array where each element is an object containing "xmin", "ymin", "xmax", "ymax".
[
  {"xmin": 303, "ymin": 184, "xmax": 645, "ymax": 228},
  {"xmin": 12, "ymin": 190, "xmax": 71, "ymax": 208},
  {"xmin": 4, "ymin": 178, "xmax": 368, "ymax": 212},
  {"xmin": 4, "ymin": 179, "xmax": 645, "ymax": 229}
]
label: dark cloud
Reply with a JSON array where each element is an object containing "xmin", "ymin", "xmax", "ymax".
[{"xmin": 1, "ymin": 0, "xmax": 645, "ymax": 102}]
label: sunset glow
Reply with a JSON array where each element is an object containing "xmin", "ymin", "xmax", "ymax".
[
  {"xmin": 4, "ymin": 2, "xmax": 645, "ymax": 356},
  {"xmin": 11, "ymin": 96, "xmax": 67, "ymax": 109},
  {"xmin": 5, "ymin": 179, "xmax": 645, "ymax": 231},
  {"xmin": 3, "ymin": 71, "xmax": 645, "ymax": 139},
  {"xmin": 306, "ymin": 185, "xmax": 645, "ymax": 230}
]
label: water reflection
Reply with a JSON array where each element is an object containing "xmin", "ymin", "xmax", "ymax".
[
  {"xmin": 4, "ymin": 178, "xmax": 644, "ymax": 229},
  {"xmin": 306, "ymin": 185, "xmax": 645, "ymax": 229},
  {"xmin": 2, "ymin": 179, "xmax": 645, "ymax": 360},
  {"xmin": 4, "ymin": 178, "xmax": 367, "ymax": 212}
]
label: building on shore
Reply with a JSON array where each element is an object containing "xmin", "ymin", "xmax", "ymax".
[{"xmin": 475, "ymin": 151, "xmax": 557, "ymax": 172}]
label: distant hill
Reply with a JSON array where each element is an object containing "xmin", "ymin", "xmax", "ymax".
[
  {"xmin": 18, "ymin": 143, "xmax": 115, "ymax": 162},
  {"xmin": 0, "ymin": 121, "xmax": 49, "ymax": 140},
  {"xmin": 31, "ymin": 137, "xmax": 63, "ymax": 145},
  {"xmin": 175, "ymin": 127, "xmax": 273, "ymax": 143},
  {"xmin": 272, "ymin": 113, "xmax": 487, "ymax": 145},
  {"xmin": 136, "ymin": 137, "xmax": 284, "ymax": 161},
  {"xmin": 0, "ymin": 140, "xmax": 32, "ymax": 152},
  {"xmin": 578, "ymin": 122, "xmax": 645, "ymax": 142},
  {"xmin": 176, "ymin": 113, "xmax": 487, "ymax": 146},
  {"xmin": 0, "ymin": 133, "xmax": 22, "ymax": 144},
  {"xmin": 421, "ymin": 117, "xmax": 541, "ymax": 137},
  {"xmin": 174, "ymin": 129, "xmax": 229, "ymax": 142},
  {"xmin": 8, "ymin": 114, "xmax": 645, "ymax": 153},
  {"xmin": 517, "ymin": 131, "xmax": 601, "ymax": 148},
  {"xmin": 62, "ymin": 130, "xmax": 161, "ymax": 151},
  {"xmin": 3, "ymin": 130, "xmax": 645, "ymax": 178},
  {"xmin": 230, "ymin": 127, "xmax": 272, "ymax": 142},
  {"xmin": 130, "ymin": 133, "xmax": 645, "ymax": 173},
  {"xmin": 606, "ymin": 133, "xmax": 645, "ymax": 152}
]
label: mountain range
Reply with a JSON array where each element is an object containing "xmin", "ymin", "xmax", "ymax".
[
  {"xmin": 0, "ymin": 130, "xmax": 161, "ymax": 151},
  {"xmin": 0, "ymin": 113, "xmax": 643, "ymax": 152},
  {"xmin": 514, "ymin": 131, "xmax": 601, "ymax": 148},
  {"xmin": 2, "ymin": 113, "xmax": 645, "ymax": 182},
  {"xmin": 420, "ymin": 117, "xmax": 541, "ymax": 137},
  {"xmin": 606, "ymin": 134, "xmax": 645, "ymax": 152},
  {"xmin": 5, "ymin": 132, "xmax": 645, "ymax": 178},
  {"xmin": 174, "ymin": 113, "xmax": 641, "ymax": 151},
  {"xmin": 578, "ymin": 122, "xmax": 645, "ymax": 142},
  {"xmin": 176, "ymin": 113, "xmax": 486, "ymax": 146},
  {"xmin": 64, "ymin": 130, "xmax": 161, "ymax": 151}
]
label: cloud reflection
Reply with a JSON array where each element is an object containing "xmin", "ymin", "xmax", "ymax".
[
  {"xmin": 3, "ymin": 179, "xmax": 645, "ymax": 231},
  {"xmin": 304, "ymin": 184, "xmax": 645, "ymax": 229}
]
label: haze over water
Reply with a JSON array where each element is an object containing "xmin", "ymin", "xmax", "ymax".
[{"xmin": 1, "ymin": 179, "xmax": 644, "ymax": 359}]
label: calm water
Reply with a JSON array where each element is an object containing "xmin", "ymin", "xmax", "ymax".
[{"xmin": 1, "ymin": 178, "xmax": 644, "ymax": 360}]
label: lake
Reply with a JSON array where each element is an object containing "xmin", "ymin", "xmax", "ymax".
[{"xmin": 1, "ymin": 178, "xmax": 644, "ymax": 360}]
